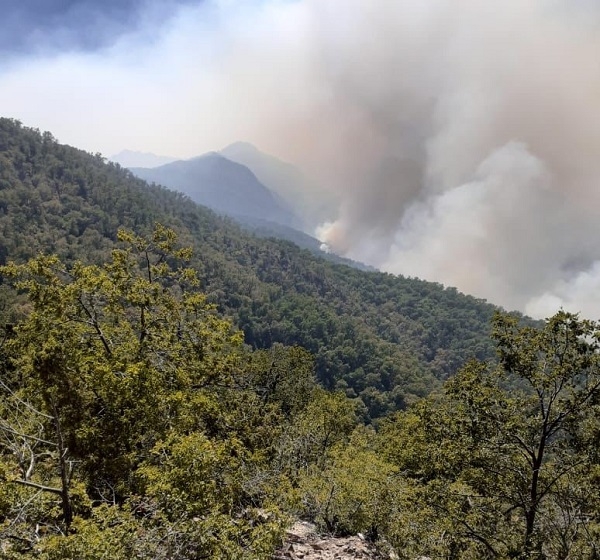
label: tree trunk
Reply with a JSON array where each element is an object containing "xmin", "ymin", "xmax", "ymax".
[{"xmin": 52, "ymin": 401, "xmax": 73, "ymax": 531}]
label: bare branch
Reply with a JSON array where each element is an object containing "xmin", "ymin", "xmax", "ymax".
[
  {"xmin": 10, "ymin": 478, "xmax": 62, "ymax": 495},
  {"xmin": 0, "ymin": 422, "xmax": 57, "ymax": 446},
  {"xmin": 0, "ymin": 378, "xmax": 53, "ymax": 420}
]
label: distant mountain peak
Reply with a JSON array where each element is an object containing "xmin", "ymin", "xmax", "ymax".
[
  {"xmin": 221, "ymin": 141, "xmax": 260, "ymax": 153},
  {"xmin": 129, "ymin": 151, "xmax": 302, "ymax": 229},
  {"xmin": 221, "ymin": 142, "xmax": 339, "ymax": 233},
  {"xmin": 109, "ymin": 150, "xmax": 178, "ymax": 169},
  {"xmin": 188, "ymin": 151, "xmax": 223, "ymax": 162}
]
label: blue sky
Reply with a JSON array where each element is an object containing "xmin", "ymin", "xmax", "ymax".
[{"xmin": 0, "ymin": 0, "xmax": 198, "ymax": 55}]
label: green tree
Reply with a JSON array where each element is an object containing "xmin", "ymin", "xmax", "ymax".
[
  {"xmin": 380, "ymin": 311, "xmax": 600, "ymax": 559},
  {"xmin": 0, "ymin": 225, "xmax": 286, "ymax": 557},
  {"xmin": 295, "ymin": 427, "xmax": 398, "ymax": 537},
  {"xmin": 275, "ymin": 389, "xmax": 357, "ymax": 478}
]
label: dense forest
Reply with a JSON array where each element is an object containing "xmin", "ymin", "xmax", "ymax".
[
  {"xmin": 2, "ymin": 119, "xmax": 599, "ymax": 559},
  {"xmin": 0, "ymin": 118, "xmax": 504, "ymax": 418}
]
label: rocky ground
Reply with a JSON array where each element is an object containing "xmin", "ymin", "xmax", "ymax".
[{"xmin": 274, "ymin": 521, "xmax": 397, "ymax": 560}]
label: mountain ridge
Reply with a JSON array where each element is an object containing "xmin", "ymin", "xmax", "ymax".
[
  {"xmin": 0, "ymin": 117, "xmax": 510, "ymax": 418},
  {"xmin": 109, "ymin": 149, "xmax": 178, "ymax": 168},
  {"xmin": 221, "ymin": 141, "xmax": 337, "ymax": 232},
  {"xmin": 130, "ymin": 151, "xmax": 303, "ymax": 230}
]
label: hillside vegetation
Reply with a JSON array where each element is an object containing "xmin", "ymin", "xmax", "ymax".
[
  {"xmin": 0, "ymin": 118, "xmax": 502, "ymax": 418},
  {"xmin": 1, "ymin": 119, "xmax": 599, "ymax": 559}
]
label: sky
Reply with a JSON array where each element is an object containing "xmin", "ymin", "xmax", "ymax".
[{"xmin": 2, "ymin": 0, "xmax": 600, "ymax": 319}]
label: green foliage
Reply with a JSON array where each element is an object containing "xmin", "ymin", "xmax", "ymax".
[
  {"xmin": 0, "ymin": 226, "xmax": 305, "ymax": 557},
  {"xmin": 2, "ymin": 119, "xmax": 599, "ymax": 559},
  {"xmin": 138, "ymin": 432, "xmax": 244, "ymax": 518},
  {"xmin": 378, "ymin": 311, "xmax": 600, "ymax": 559},
  {"xmin": 275, "ymin": 389, "xmax": 358, "ymax": 477},
  {"xmin": 241, "ymin": 343, "xmax": 316, "ymax": 419},
  {"xmin": 0, "ymin": 117, "xmax": 506, "ymax": 419},
  {"xmin": 294, "ymin": 428, "xmax": 398, "ymax": 537},
  {"xmin": 28, "ymin": 503, "xmax": 287, "ymax": 560},
  {"xmin": 1, "ymin": 225, "xmax": 243, "ymax": 499}
]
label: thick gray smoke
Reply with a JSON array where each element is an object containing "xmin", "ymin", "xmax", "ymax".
[
  {"xmin": 2, "ymin": 0, "xmax": 600, "ymax": 317},
  {"xmin": 284, "ymin": 0, "xmax": 600, "ymax": 318}
]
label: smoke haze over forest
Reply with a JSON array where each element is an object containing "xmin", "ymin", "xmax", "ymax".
[{"xmin": 2, "ymin": 0, "xmax": 600, "ymax": 318}]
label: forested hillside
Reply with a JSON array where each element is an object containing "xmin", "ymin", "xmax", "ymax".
[
  {"xmin": 0, "ymin": 118, "xmax": 503, "ymax": 418},
  {"xmin": 1, "ymin": 119, "xmax": 599, "ymax": 559}
]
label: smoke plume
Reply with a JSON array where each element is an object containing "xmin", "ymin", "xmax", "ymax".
[
  {"xmin": 270, "ymin": 0, "xmax": 600, "ymax": 318},
  {"xmin": 2, "ymin": 0, "xmax": 600, "ymax": 317}
]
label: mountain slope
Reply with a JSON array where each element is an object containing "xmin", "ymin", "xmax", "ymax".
[
  {"xmin": 0, "ymin": 118, "xmax": 505, "ymax": 418},
  {"xmin": 221, "ymin": 141, "xmax": 337, "ymax": 232},
  {"xmin": 130, "ymin": 152, "xmax": 302, "ymax": 229},
  {"xmin": 235, "ymin": 215, "xmax": 376, "ymax": 272}
]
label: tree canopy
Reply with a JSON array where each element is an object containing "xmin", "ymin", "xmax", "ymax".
[
  {"xmin": 0, "ymin": 117, "xmax": 508, "ymax": 419},
  {"xmin": 0, "ymin": 225, "xmax": 347, "ymax": 558},
  {"xmin": 0, "ymin": 119, "xmax": 599, "ymax": 558},
  {"xmin": 376, "ymin": 311, "xmax": 600, "ymax": 559}
]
